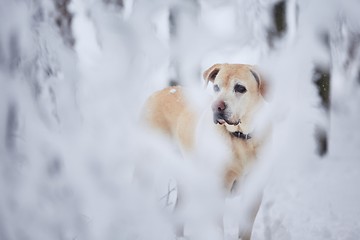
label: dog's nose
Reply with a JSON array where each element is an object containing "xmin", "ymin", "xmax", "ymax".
[{"xmin": 212, "ymin": 100, "xmax": 226, "ymax": 112}]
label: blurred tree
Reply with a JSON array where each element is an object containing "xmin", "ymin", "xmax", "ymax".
[
  {"xmin": 313, "ymin": 67, "xmax": 331, "ymax": 111},
  {"xmin": 313, "ymin": 66, "xmax": 330, "ymax": 156},
  {"xmin": 54, "ymin": 0, "xmax": 75, "ymax": 47},
  {"xmin": 168, "ymin": 0, "xmax": 200, "ymax": 86},
  {"xmin": 267, "ymin": 0, "xmax": 287, "ymax": 48},
  {"xmin": 103, "ymin": 0, "xmax": 123, "ymax": 7}
]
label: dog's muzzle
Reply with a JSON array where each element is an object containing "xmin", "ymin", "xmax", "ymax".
[{"xmin": 213, "ymin": 113, "xmax": 240, "ymax": 126}]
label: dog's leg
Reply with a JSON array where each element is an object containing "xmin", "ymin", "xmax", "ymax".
[{"xmin": 238, "ymin": 193, "xmax": 263, "ymax": 240}]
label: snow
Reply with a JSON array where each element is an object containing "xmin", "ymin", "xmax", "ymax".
[{"xmin": 1, "ymin": 0, "xmax": 360, "ymax": 240}]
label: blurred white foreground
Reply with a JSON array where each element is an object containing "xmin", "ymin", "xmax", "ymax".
[{"xmin": 1, "ymin": 0, "xmax": 360, "ymax": 240}]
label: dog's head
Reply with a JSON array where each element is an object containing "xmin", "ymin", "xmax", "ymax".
[{"xmin": 203, "ymin": 63, "xmax": 267, "ymax": 134}]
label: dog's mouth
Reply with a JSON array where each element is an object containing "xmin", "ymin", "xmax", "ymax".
[{"xmin": 213, "ymin": 114, "xmax": 240, "ymax": 126}]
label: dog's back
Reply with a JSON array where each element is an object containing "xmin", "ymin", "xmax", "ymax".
[{"xmin": 143, "ymin": 86, "xmax": 197, "ymax": 151}]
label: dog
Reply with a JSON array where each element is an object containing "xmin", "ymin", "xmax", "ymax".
[{"xmin": 143, "ymin": 63, "xmax": 269, "ymax": 239}]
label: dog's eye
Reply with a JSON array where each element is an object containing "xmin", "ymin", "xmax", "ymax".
[
  {"xmin": 213, "ymin": 84, "xmax": 220, "ymax": 92},
  {"xmin": 234, "ymin": 84, "xmax": 247, "ymax": 94}
]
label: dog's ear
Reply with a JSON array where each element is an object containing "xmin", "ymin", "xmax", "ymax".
[
  {"xmin": 203, "ymin": 64, "xmax": 222, "ymax": 86},
  {"xmin": 249, "ymin": 66, "xmax": 269, "ymax": 99}
]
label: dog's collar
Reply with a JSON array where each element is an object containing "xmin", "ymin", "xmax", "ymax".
[{"xmin": 230, "ymin": 131, "xmax": 252, "ymax": 140}]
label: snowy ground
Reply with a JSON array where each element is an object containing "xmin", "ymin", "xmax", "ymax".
[{"xmin": 1, "ymin": 0, "xmax": 360, "ymax": 240}]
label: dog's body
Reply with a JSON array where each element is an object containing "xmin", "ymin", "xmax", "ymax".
[
  {"xmin": 143, "ymin": 63, "xmax": 269, "ymax": 239},
  {"xmin": 143, "ymin": 86, "xmax": 197, "ymax": 152}
]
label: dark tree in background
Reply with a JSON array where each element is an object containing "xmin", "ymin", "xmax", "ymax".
[
  {"xmin": 54, "ymin": 0, "xmax": 124, "ymax": 47},
  {"xmin": 267, "ymin": 0, "xmax": 287, "ymax": 47},
  {"xmin": 55, "ymin": 0, "xmax": 75, "ymax": 47}
]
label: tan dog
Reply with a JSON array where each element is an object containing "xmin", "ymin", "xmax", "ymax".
[
  {"xmin": 144, "ymin": 63, "xmax": 267, "ymax": 188},
  {"xmin": 143, "ymin": 63, "xmax": 269, "ymax": 239}
]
